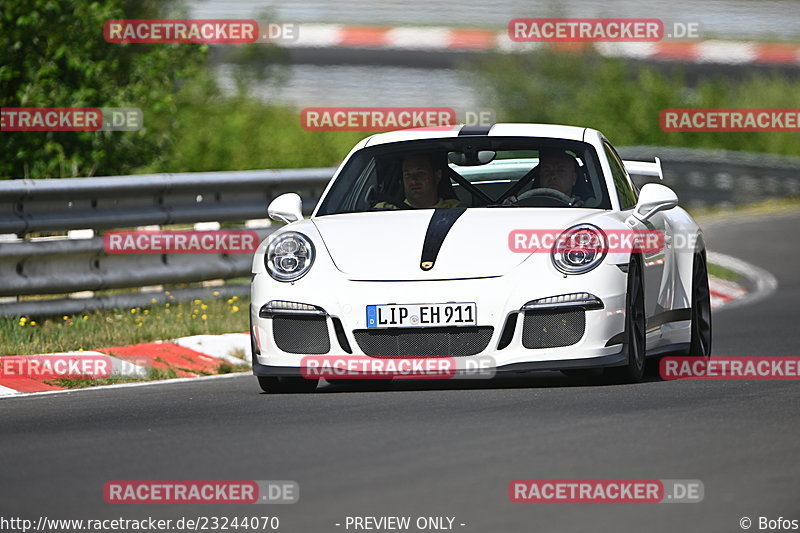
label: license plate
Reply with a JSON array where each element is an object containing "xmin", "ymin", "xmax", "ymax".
[{"xmin": 366, "ymin": 303, "xmax": 477, "ymax": 328}]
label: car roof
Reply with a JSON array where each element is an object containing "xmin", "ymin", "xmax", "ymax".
[{"xmin": 362, "ymin": 123, "xmax": 591, "ymax": 147}]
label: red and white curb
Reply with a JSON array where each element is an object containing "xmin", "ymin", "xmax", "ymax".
[
  {"xmin": 0, "ymin": 333, "xmax": 250, "ymax": 397},
  {"xmin": 709, "ymin": 276, "xmax": 746, "ymax": 308},
  {"xmin": 284, "ymin": 24, "xmax": 800, "ymax": 66},
  {"xmin": 706, "ymin": 251, "xmax": 778, "ymax": 310},
  {"xmin": 0, "ymin": 252, "xmax": 773, "ymax": 397}
]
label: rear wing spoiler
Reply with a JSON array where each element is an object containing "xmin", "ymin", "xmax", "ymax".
[{"xmin": 623, "ymin": 157, "xmax": 663, "ymax": 180}]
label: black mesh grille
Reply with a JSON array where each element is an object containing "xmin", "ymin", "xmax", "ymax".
[
  {"xmin": 272, "ymin": 315, "xmax": 330, "ymax": 354},
  {"xmin": 522, "ymin": 310, "xmax": 585, "ymax": 348},
  {"xmin": 353, "ymin": 327, "xmax": 493, "ymax": 357}
]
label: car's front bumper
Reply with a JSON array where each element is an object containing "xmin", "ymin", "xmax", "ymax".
[{"xmin": 251, "ymin": 260, "xmax": 630, "ymax": 377}]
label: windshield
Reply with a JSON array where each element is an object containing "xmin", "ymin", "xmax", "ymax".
[{"xmin": 316, "ymin": 137, "xmax": 611, "ymax": 215}]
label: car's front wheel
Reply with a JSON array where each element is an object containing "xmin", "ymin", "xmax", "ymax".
[
  {"xmin": 605, "ymin": 255, "xmax": 646, "ymax": 383},
  {"xmin": 688, "ymin": 250, "xmax": 712, "ymax": 357},
  {"xmin": 257, "ymin": 376, "xmax": 319, "ymax": 393}
]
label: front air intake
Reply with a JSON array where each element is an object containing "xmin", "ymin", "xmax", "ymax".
[
  {"xmin": 272, "ymin": 315, "xmax": 330, "ymax": 354},
  {"xmin": 521, "ymin": 310, "xmax": 585, "ymax": 349}
]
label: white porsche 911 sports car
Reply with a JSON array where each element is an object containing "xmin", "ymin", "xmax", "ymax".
[{"xmin": 250, "ymin": 123, "xmax": 711, "ymax": 392}]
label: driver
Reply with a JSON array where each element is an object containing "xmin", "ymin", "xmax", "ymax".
[
  {"xmin": 538, "ymin": 150, "xmax": 578, "ymax": 196},
  {"xmin": 506, "ymin": 150, "xmax": 584, "ymax": 207},
  {"xmin": 501, "ymin": 150, "xmax": 583, "ymax": 207},
  {"xmin": 374, "ymin": 154, "xmax": 461, "ymax": 209}
]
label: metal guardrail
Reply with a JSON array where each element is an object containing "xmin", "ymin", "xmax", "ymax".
[
  {"xmin": 0, "ymin": 230, "xmax": 274, "ymax": 296},
  {"xmin": 0, "ymin": 148, "xmax": 798, "ymax": 317},
  {"xmin": 0, "ymin": 168, "xmax": 335, "ymax": 317},
  {"xmin": 0, "ymin": 168, "xmax": 333, "ymax": 235},
  {"xmin": 619, "ymin": 146, "xmax": 800, "ymax": 206}
]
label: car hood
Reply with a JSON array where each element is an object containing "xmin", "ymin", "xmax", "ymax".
[{"xmin": 311, "ymin": 208, "xmax": 606, "ymax": 281}]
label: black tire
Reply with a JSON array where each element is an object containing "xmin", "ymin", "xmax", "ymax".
[
  {"xmin": 257, "ymin": 376, "xmax": 319, "ymax": 393},
  {"xmin": 688, "ymin": 251, "xmax": 712, "ymax": 357},
  {"xmin": 605, "ymin": 255, "xmax": 647, "ymax": 384}
]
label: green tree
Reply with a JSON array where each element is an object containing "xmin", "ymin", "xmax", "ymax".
[
  {"xmin": 0, "ymin": 0, "xmax": 208, "ymax": 178},
  {"xmin": 470, "ymin": 48, "xmax": 800, "ymax": 156}
]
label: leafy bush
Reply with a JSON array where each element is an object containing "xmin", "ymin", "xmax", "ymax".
[
  {"xmin": 469, "ymin": 48, "xmax": 800, "ymax": 156},
  {"xmin": 153, "ymin": 85, "xmax": 369, "ymax": 173}
]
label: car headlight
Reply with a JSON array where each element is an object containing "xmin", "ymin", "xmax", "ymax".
[
  {"xmin": 551, "ymin": 224, "xmax": 607, "ymax": 275},
  {"xmin": 266, "ymin": 232, "xmax": 315, "ymax": 282}
]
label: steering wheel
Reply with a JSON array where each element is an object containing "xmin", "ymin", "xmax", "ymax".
[{"xmin": 516, "ymin": 187, "xmax": 575, "ymax": 205}]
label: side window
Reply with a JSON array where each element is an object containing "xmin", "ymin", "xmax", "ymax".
[
  {"xmin": 349, "ymin": 157, "xmax": 378, "ymax": 212},
  {"xmin": 603, "ymin": 141, "xmax": 638, "ymax": 209}
]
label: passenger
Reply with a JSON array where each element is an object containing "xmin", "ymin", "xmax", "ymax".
[{"xmin": 374, "ymin": 154, "xmax": 461, "ymax": 209}]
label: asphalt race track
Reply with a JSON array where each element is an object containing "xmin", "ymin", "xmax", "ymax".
[{"xmin": 2, "ymin": 212, "xmax": 798, "ymax": 533}]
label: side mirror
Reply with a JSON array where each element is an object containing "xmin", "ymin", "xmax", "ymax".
[
  {"xmin": 629, "ymin": 183, "xmax": 678, "ymax": 224},
  {"xmin": 268, "ymin": 193, "xmax": 303, "ymax": 224}
]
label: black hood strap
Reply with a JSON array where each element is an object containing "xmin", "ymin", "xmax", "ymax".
[{"xmin": 419, "ymin": 208, "xmax": 467, "ymax": 271}]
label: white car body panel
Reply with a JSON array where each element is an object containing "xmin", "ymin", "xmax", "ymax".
[
  {"xmin": 252, "ymin": 124, "xmax": 703, "ymax": 376},
  {"xmin": 312, "ymin": 208, "xmax": 607, "ymax": 281}
]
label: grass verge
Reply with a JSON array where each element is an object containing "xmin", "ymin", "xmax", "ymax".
[
  {"xmin": 688, "ymin": 197, "xmax": 800, "ymax": 225},
  {"xmin": 1, "ymin": 293, "xmax": 249, "ymax": 356},
  {"xmin": 708, "ymin": 263, "xmax": 743, "ymax": 283}
]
